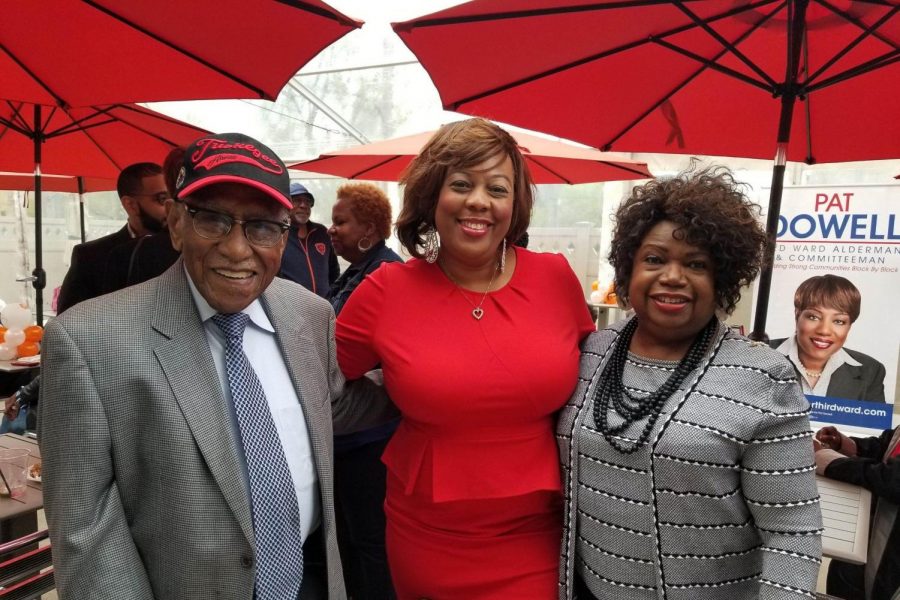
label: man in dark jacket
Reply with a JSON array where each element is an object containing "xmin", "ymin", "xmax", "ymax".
[
  {"xmin": 56, "ymin": 162, "xmax": 168, "ymax": 312},
  {"xmin": 278, "ymin": 182, "xmax": 338, "ymax": 297},
  {"xmin": 816, "ymin": 425, "xmax": 900, "ymax": 600}
]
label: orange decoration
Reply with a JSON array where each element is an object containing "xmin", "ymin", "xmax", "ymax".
[
  {"xmin": 16, "ymin": 342, "xmax": 39, "ymax": 357},
  {"xmin": 0, "ymin": 326, "xmax": 6, "ymax": 343},
  {"xmin": 23, "ymin": 325, "xmax": 43, "ymax": 343},
  {"xmin": 602, "ymin": 282, "xmax": 618, "ymax": 305}
]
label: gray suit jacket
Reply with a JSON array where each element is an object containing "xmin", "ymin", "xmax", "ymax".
[{"xmin": 38, "ymin": 261, "xmax": 394, "ymax": 600}]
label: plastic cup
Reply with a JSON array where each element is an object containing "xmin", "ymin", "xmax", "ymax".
[{"xmin": 0, "ymin": 449, "xmax": 29, "ymax": 498}]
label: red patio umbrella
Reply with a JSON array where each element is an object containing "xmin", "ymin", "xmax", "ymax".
[
  {"xmin": 291, "ymin": 126, "xmax": 653, "ymax": 184},
  {"xmin": 393, "ymin": 0, "xmax": 900, "ymax": 339},
  {"xmin": 0, "ymin": 102, "xmax": 209, "ymax": 321},
  {"xmin": 3, "ymin": 1, "xmax": 361, "ymax": 106}
]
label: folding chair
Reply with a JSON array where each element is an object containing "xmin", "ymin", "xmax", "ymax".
[{"xmin": 0, "ymin": 529, "xmax": 54, "ymax": 600}]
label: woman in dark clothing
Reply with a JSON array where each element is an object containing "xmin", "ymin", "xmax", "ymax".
[
  {"xmin": 816, "ymin": 425, "xmax": 900, "ymax": 600},
  {"xmin": 328, "ymin": 183, "xmax": 403, "ymax": 316},
  {"xmin": 327, "ymin": 182, "xmax": 402, "ymax": 600}
]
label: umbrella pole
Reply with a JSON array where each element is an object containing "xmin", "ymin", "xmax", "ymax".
[
  {"xmin": 78, "ymin": 176, "xmax": 87, "ymax": 243},
  {"xmin": 750, "ymin": 136, "xmax": 789, "ymax": 342},
  {"xmin": 32, "ymin": 105, "xmax": 46, "ymax": 325},
  {"xmin": 750, "ymin": 0, "xmax": 808, "ymax": 342}
]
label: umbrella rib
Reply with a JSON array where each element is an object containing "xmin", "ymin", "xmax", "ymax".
[
  {"xmin": 38, "ymin": 105, "xmax": 123, "ymax": 170},
  {"xmin": 114, "ymin": 104, "xmax": 208, "ymax": 144},
  {"xmin": 273, "ymin": 0, "xmax": 361, "ymax": 27},
  {"xmin": 0, "ymin": 115, "xmax": 30, "ymax": 139},
  {"xmin": 803, "ymin": 3, "xmax": 899, "ymax": 87},
  {"xmin": 525, "ymin": 156, "xmax": 574, "ymax": 185},
  {"xmin": 598, "ymin": 161, "xmax": 653, "ymax": 178},
  {"xmin": 0, "ymin": 43, "xmax": 68, "ymax": 108},
  {"xmin": 0, "ymin": 103, "xmax": 34, "ymax": 138},
  {"xmin": 350, "ymin": 156, "xmax": 401, "ymax": 180},
  {"xmin": 49, "ymin": 117, "xmax": 117, "ymax": 139},
  {"xmin": 45, "ymin": 106, "xmax": 118, "ymax": 138},
  {"xmin": 433, "ymin": 0, "xmax": 781, "ymax": 110},
  {"xmin": 63, "ymin": 110, "xmax": 124, "ymax": 172},
  {"xmin": 651, "ymin": 38, "xmax": 772, "ymax": 92},
  {"xmin": 805, "ymin": 49, "xmax": 899, "ymax": 93},
  {"xmin": 395, "ymin": 0, "xmax": 680, "ymax": 31},
  {"xmin": 602, "ymin": 5, "xmax": 779, "ymax": 150},
  {"xmin": 101, "ymin": 105, "xmax": 202, "ymax": 147},
  {"xmin": 83, "ymin": 0, "xmax": 270, "ymax": 99},
  {"xmin": 672, "ymin": 0, "xmax": 777, "ymax": 88},
  {"xmin": 816, "ymin": 0, "xmax": 899, "ymax": 52}
]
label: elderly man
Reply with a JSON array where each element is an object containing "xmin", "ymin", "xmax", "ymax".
[
  {"xmin": 39, "ymin": 133, "xmax": 393, "ymax": 600},
  {"xmin": 56, "ymin": 162, "xmax": 169, "ymax": 312}
]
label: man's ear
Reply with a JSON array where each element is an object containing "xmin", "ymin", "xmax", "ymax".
[
  {"xmin": 167, "ymin": 201, "xmax": 184, "ymax": 251},
  {"xmin": 120, "ymin": 195, "xmax": 138, "ymax": 219}
]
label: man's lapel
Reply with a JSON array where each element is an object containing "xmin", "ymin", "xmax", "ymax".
[{"xmin": 151, "ymin": 262, "xmax": 255, "ymax": 547}]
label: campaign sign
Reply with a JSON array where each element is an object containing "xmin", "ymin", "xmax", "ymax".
[
  {"xmin": 759, "ymin": 184, "xmax": 899, "ymax": 431},
  {"xmin": 806, "ymin": 396, "xmax": 892, "ymax": 430}
]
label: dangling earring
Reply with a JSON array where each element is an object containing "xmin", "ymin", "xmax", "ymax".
[
  {"xmin": 424, "ymin": 227, "xmax": 440, "ymax": 263},
  {"xmin": 357, "ymin": 236, "xmax": 373, "ymax": 253},
  {"xmin": 499, "ymin": 238, "xmax": 507, "ymax": 273}
]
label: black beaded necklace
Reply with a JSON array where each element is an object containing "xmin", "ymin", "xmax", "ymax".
[{"xmin": 592, "ymin": 316, "xmax": 718, "ymax": 454}]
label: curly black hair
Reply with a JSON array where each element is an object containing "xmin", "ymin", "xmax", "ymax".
[{"xmin": 609, "ymin": 165, "xmax": 767, "ymax": 315}]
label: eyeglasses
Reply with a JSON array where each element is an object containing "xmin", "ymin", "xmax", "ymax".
[
  {"xmin": 129, "ymin": 191, "xmax": 172, "ymax": 205},
  {"xmin": 177, "ymin": 200, "xmax": 289, "ymax": 247}
]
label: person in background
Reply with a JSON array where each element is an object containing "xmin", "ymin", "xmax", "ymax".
[
  {"xmin": 815, "ymin": 425, "xmax": 900, "ymax": 600},
  {"xmin": 558, "ymin": 166, "xmax": 822, "ymax": 600},
  {"xmin": 772, "ymin": 274, "xmax": 885, "ymax": 402},
  {"xmin": 39, "ymin": 133, "xmax": 395, "ymax": 599},
  {"xmin": 327, "ymin": 182, "xmax": 403, "ymax": 314},
  {"xmin": 56, "ymin": 162, "xmax": 168, "ymax": 313},
  {"xmin": 326, "ymin": 182, "xmax": 402, "ymax": 599},
  {"xmin": 103, "ymin": 146, "xmax": 186, "ymax": 292},
  {"xmin": 336, "ymin": 118, "xmax": 595, "ymax": 598},
  {"xmin": 279, "ymin": 182, "xmax": 339, "ymax": 297}
]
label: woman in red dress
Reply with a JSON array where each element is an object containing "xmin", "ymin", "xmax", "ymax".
[{"xmin": 336, "ymin": 118, "xmax": 595, "ymax": 599}]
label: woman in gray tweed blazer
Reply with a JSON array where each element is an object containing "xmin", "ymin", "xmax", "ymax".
[{"xmin": 558, "ymin": 167, "xmax": 823, "ymax": 600}]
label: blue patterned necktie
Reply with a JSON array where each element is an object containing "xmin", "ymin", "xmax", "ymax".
[{"xmin": 211, "ymin": 312, "xmax": 303, "ymax": 600}]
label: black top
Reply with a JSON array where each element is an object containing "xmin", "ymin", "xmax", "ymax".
[
  {"xmin": 327, "ymin": 240, "xmax": 403, "ymax": 316},
  {"xmin": 57, "ymin": 225, "xmax": 132, "ymax": 313}
]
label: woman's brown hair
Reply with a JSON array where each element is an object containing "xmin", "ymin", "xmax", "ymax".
[
  {"xmin": 793, "ymin": 274, "xmax": 861, "ymax": 323},
  {"xmin": 395, "ymin": 118, "xmax": 534, "ymax": 258}
]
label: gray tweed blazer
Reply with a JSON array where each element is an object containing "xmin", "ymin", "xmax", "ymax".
[
  {"xmin": 38, "ymin": 261, "xmax": 394, "ymax": 600},
  {"xmin": 557, "ymin": 320, "xmax": 824, "ymax": 600}
]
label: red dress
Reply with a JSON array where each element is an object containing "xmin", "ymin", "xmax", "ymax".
[{"xmin": 336, "ymin": 248, "xmax": 595, "ymax": 599}]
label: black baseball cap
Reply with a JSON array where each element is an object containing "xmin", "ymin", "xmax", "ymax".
[{"xmin": 175, "ymin": 133, "xmax": 291, "ymax": 209}]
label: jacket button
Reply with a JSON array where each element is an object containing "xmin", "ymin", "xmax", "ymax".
[{"xmin": 240, "ymin": 555, "xmax": 254, "ymax": 568}]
